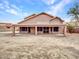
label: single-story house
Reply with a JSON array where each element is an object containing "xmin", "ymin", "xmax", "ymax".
[{"xmin": 12, "ymin": 12, "xmax": 67, "ymax": 36}]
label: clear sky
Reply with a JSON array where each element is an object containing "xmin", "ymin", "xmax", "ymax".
[{"xmin": 0, "ymin": 0, "xmax": 78, "ymax": 24}]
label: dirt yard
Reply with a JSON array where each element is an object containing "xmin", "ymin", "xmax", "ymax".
[{"xmin": 0, "ymin": 32, "xmax": 79, "ymax": 59}]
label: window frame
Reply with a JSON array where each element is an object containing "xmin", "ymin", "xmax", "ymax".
[
  {"xmin": 20, "ymin": 27, "xmax": 27, "ymax": 31},
  {"xmin": 53, "ymin": 27, "xmax": 59, "ymax": 32},
  {"xmin": 37, "ymin": 27, "xmax": 42, "ymax": 31}
]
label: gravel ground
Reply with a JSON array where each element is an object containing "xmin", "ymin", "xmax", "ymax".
[{"xmin": 0, "ymin": 32, "xmax": 79, "ymax": 59}]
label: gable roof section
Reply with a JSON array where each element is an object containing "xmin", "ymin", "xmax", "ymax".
[
  {"xmin": 18, "ymin": 12, "xmax": 64, "ymax": 24},
  {"xmin": 50, "ymin": 17, "xmax": 63, "ymax": 22},
  {"xmin": 24, "ymin": 14, "xmax": 36, "ymax": 20}
]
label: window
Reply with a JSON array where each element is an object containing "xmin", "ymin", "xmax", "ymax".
[
  {"xmin": 37, "ymin": 27, "xmax": 42, "ymax": 31},
  {"xmin": 20, "ymin": 27, "xmax": 27, "ymax": 31},
  {"xmin": 54, "ymin": 27, "xmax": 59, "ymax": 32}
]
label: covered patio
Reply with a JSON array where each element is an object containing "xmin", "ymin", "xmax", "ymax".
[{"xmin": 12, "ymin": 24, "xmax": 67, "ymax": 36}]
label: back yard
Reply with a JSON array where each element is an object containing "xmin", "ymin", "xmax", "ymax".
[{"xmin": 0, "ymin": 32, "xmax": 79, "ymax": 59}]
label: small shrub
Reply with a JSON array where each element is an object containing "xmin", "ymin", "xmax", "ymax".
[{"xmin": 67, "ymin": 23, "xmax": 75, "ymax": 33}]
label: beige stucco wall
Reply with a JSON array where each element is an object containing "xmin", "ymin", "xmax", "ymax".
[
  {"xmin": 51, "ymin": 26, "xmax": 64, "ymax": 34},
  {"xmin": 20, "ymin": 27, "xmax": 35, "ymax": 34},
  {"xmin": 30, "ymin": 27, "xmax": 35, "ymax": 34},
  {"xmin": 19, "ymin": 26, "xmax": 64, "ymax": 34},
  {"xmin": 37, "ymin": 26, "xmax": 64, "ymax": 34}
]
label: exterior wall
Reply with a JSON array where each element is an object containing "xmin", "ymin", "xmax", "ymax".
[
  {"xmin": 21, "ymin": 26, "xmax": 64, "ymax": 34},
  {"xmin": 48, "ymin": 26, "xmax": 64, "ymax": 34},
  {"xmin": 30, "ymin": 27, "xmax": 35, "ymax": 34},
  {"xmin": 19, "ymin": 27, "xmax": 28, "ymax": 33},
  {"xmin": 51, "ymin": 26, "xmax": 64, "ymax": 34},
  {"xmin": 59, "ymin": 26, "xmax": 64, "ymax": 34},
  {"xmin": 19, "ymin": 27, "xmax": 35, "ymax": 34},
  {"xmin": 19, "ymin": 26, "xmax": 64, "ymax": 34}
]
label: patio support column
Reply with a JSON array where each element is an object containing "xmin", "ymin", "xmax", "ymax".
[
  {"xmin": 19, "ymin": 27, "xmax": 21, "ymax": 33},
  {"xmin": 35, "ymin": 26, "xmax": 37, "ymax": 35},
  {"xmin": 63, "ymin": 25, "xmax": 67, "ymax": 36},
  {"xmin": 12, "ymin": 25, "xmax": 15, "ymax": 36},
  {"xmin": 49, "ymin": 27, "xmax": 51, "ymax": 34}
]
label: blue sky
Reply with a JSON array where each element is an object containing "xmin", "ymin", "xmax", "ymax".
[{"xmin": 0, "ymin": 0, "xmax": 78, "ymax": 24}]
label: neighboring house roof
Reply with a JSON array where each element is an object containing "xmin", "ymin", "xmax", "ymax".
[
  {"xmin": 0, "ymin": 23, "xmax": 12, "ymax": 24},
  {"xmin": 0, "ymin": 23, "xmax": 12, "ymax": 26},
  {"xmin": 18, "ymin": 12, "xmax": 64, "ymax": 24}
]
